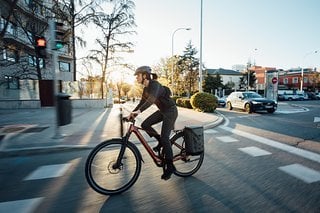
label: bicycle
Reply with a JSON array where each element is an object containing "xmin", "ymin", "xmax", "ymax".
[{"xmin": 85, "ymin": 107, "xmax": 204, "ymax": 195}]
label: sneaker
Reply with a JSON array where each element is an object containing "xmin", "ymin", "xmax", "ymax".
[{"xmin": 161, "ymin": 162, "xmax": 176, "ymax": 180}]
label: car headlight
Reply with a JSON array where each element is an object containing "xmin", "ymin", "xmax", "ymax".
[{"xmin": 251, "ymin": 101, "xmax": 259, "ymax": 104}]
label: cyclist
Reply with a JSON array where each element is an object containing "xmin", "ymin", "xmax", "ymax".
[{"xmin": 127, "ymin": 66, "xmax": 178, "ymax": 180}]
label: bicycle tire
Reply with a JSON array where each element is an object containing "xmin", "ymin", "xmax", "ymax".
[
  {"xmin": 85, "ymin": 138, "xmax": 142, "ymax": 195},
  {"xmin": 171, "ymin": 132, "xmax": 204, "ymax": 177}
]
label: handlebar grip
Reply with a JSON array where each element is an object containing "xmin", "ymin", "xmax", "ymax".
[{"xmin": 122, "ymin": 117, "xmax": 134, "ymax": 122}]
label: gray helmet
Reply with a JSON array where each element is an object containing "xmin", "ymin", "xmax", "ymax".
[{"xmin": 134, "ymin": 66, "xmax": 152, "ymax": 75}]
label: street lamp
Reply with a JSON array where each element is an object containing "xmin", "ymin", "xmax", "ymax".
[
  {"xmin": 300, "ymin": 50, "xmax": 318, "ymax": 91},
  {"xmin": 199, "ymin": 0, "xmax": 203, "ymax": 92},
  {"xmin": 171, "ymin": 27, "xmax": 191, "ymax": 95}
]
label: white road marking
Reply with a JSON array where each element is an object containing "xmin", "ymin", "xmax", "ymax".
[
  {"xmin": 219, "ymin": 126, "xmax": 320, "ymax": 164},
  {"xmin": 279, "ymin": 164, "xmax": 320, "ymax": 183},
  {"xmin": 314, "ymin": 117, "xmax": 320, "ymax": 123},
  {"xmin": 216, "ymin": 136, "xmax": 238, "ymax": 143},
  {"xmin": 238, "ymin": 146, "xmax": 272, "ymax": 157},
  {"xmin": 0, "ymin": 198, "xmax": 43, "ymax": 213},
  {"xmin": 24, "ymin": 163, "xmax": 71, "ymax": 180},
  {"xmin": 204, "ymin": 129, "xmax": 218, "ymax": 134}
]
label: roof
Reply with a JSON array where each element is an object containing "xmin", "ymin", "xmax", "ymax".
[{"xmin": 206, "ymin": 68, "xmax": 242, "ymax": 76}]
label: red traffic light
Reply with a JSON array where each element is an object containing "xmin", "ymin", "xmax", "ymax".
[{"xmin": 36, "ymin": 37, "xmax": 46, "ymax": 47}]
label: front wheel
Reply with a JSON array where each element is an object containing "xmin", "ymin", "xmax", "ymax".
[
  {"xmin": 170, "ymin": 132, "xmax": 204, "ymax": 177},
  {"xmin": 267, "ymin": 108, "xmax": 275, "ymax": 113},
  {"xmin": 245, "ymin": 103, "xmax": 252, "ymax": 113},
  {"xmin": 85, "ymin": 139, "xmax": 141, "ymax": 195}
]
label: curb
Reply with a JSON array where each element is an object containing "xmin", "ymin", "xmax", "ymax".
[{"xmin": 0, "ymin": 113, "xmax": 225, "ymax": 157}]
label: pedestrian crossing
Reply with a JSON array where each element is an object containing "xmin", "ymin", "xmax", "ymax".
[
  {"xmin": 0, "ymin": 162, "xmax": 72, "ymax": 212},
  {"xmin": 204, "ymin": 128, "xmax": 320, "ymax": 184},
  {"xmin": 0, "ymin": 128, "xmax": 319, "ymax": 212}
]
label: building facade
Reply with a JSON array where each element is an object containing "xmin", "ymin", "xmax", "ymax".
[
  {"xmin": 278, "ymin": 68, "xmax": 319, "ymax": 91},
  {"xmin": 0, "ymin": 0, "xmax": 73, "ymax": 85},
  {"xmin": 206, "ymin": 68, "xmax": 243, "ymax": 90}
]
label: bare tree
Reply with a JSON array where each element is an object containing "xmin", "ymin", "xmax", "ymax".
[
  {"xmin": 51, "ymin": 0, "xmax": 102, "ymax": 81},
  {"xmin": 88, "ymin": 0, "xmax": 136, "ymax": 99}
]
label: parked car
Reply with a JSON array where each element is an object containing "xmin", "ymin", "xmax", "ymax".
[
  {"xmin": 226, "ymin": 91, "xmax": 277, "ymax": 113},
  {"xmin": 214, "ymin": 95, "xmax": 226, "ymax": 107},
  {"xmin": 307, "ymin": 92, "xmax": 320, "ymax": 100}
]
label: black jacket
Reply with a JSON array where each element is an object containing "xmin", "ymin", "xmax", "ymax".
[{"xmin": 133, "ymin": 80, "xmax": 176, "ymax": 112}]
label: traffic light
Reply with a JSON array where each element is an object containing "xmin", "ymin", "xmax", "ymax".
[
  {"xmin": 35, "ymin": 36, "xmax": 46, "ymax": 58},
  {"xmin": 54, "ymin": 21, "xmax": 65, "ymax": 50}
]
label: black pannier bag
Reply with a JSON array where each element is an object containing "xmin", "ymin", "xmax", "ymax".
[{"xmin": 184, "ymin": 126, "xmax": 204, "ymax": 155}]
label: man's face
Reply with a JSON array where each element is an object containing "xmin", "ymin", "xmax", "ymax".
[{"xmin": 136, "ymin": 73, "xmax": 143, "ymax": 84}]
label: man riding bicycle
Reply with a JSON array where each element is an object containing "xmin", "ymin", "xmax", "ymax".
[{"xmin": 127, "ymin": 66, "xmax": 178, "ymax": 180}]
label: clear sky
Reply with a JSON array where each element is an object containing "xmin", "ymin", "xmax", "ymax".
[{"xmin": 126, "ymin": 0, "xmax": 319, "ymax": 70}]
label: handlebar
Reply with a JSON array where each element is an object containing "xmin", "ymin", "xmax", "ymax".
[{"xmin": 122, "ymin": 117, "xmax": 135, "ymax": 123}]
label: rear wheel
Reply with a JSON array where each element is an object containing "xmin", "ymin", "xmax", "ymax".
[
  {"xmin": 85, "ymin": 139, "xmax": 141, "ymax": 195},
  {"xmin": 170, "ymin": 132, "xmax": 204, "ymax": 177}
]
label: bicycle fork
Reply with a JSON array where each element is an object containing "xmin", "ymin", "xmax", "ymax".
[{"xmin": 113, "ymin": 133, "xmax": 144, "ymax": 170}]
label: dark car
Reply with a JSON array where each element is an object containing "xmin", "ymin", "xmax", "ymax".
[
  {"xmin": 215, "ymin": 95, "xmax": 226, "ymax": 107},
  {"xmin": 226, "ymin": 91, "xmax": 277, "ymax": 113}
]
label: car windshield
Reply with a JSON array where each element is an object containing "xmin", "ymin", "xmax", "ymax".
[{"xmin": 243, "ymin": 92, "xmax": 262, "ymax": 99}]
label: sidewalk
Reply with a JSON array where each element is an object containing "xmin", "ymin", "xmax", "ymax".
[
  {"xmin": 0, "ymin": 102, "xmax": 312, "ymax": 156},
  {"xmin": 0, "ymin": 103, "xmax": 222, "ymax": 156}
]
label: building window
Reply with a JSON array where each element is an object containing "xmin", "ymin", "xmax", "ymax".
[
  {"xmin": 4, "ymin": 76, "xmax": 19, "ymax": 89},
  {"xmin": 59, "ymin": 61, "xmax": 70, "ymax": 72},
  {"xmin": 28, "ymin": 55, "xmax": 44, "ymax": 68},
  {"xmin": 292, "ymin": 77, "xmax": 299, "ymax": 84},
  {"xmin": 303, "ymin": 77, "xmax": 308, "ymax": 83},
  {"xmin": 3, "ymin": 49, "xmax": 17, "ymax": 62},
  {"xmin": 283, "ymin": 78, "xmax": 288, "ymax": 84}
]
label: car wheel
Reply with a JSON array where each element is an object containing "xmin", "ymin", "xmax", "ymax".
[
  {"xmin": 244, "ymin": 103, "xmax": 252, "ymax": 113},
  {"xmin": 227, "ymin": 102, "xmax": 233, "ymax": 110},
  {"xmin": 267, "ymin": 108, "xmax": 275, "ymax": 113}
]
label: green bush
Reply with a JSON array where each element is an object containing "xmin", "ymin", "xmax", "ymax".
[
  {"xmin": 190, "ymin": 92, "xmax": 218, "ymax": 112},
  {"xmin": 171, "ymin": 96, "xmax": 181, "ymax": 103},
  {"xmin": 176, "ymin": 97, "xmax": 192, "ymax": 109}
]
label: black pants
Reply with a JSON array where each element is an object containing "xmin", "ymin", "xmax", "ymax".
[{"xmin": 141, "ymin": 106, "xmax": 178, "ymax": 161}]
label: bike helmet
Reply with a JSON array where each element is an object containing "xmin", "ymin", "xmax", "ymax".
[{"xmin": 134, "ymin": 66, "xmax": 152, "ymax": 76}]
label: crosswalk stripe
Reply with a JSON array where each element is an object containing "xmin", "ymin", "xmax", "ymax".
[
  {"xmin": 204, "ymin": 129, "xmax": 218, "ymax": 134},
  {"xmin": 279, "ymin": 164, "xmax": 320, "ymax": 183},
  {"xmin": 238, "ymin": 146, "xmax": 272, "ymax": 157},
  {"xmin": 216, "ymin": 136, "xmax": 238, "ymax": 143},
  {"xmin": 0, "ymin": 198, "xmax": 43, "ymax": 213},
  {"xmin": 24, "ymin": 163, "xmax": 71, "ymax": 180}
]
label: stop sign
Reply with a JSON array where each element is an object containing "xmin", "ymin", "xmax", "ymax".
[{"xmin": 272, "ymin": 77, "xmax": 277, "ymax": 84}]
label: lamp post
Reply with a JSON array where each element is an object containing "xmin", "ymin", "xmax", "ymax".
[
  {"xmin": 301, "ymin": 50, "xmax": 318, "ymax": 91},
  {"xmin": 171, "ymin": 27, "xmax": 191, "ymax": 95},
  {"xmin": 199, "ymin": 0, "xmax": 203, "ymax": 92}
]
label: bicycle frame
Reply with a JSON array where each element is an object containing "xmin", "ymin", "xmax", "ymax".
[
  {"xmin": 115, "ymin": 118, "xmax": 163, "ymax": 168},
  {"xmin": 115, "ymin": 107, "xmax": 185, "ymax": 169}
]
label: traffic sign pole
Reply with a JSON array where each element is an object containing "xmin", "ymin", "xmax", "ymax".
[{"xmin": 49, "ymin": 19, "xmax": 63, "ymax": 139}]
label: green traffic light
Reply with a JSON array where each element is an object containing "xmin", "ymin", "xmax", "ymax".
[{"xmin": 56, "ymin": 42, "xmax": 64, "ymax": 49}]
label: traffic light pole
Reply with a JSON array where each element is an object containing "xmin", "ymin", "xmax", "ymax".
[{"xmin": 49, "ymin": 19, "xmax": 63, "ymax": 139}]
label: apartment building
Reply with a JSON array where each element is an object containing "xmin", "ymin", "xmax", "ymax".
[{"xmin": 0, "ymin": 0, "xmax": 73, "ymax": 83}]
